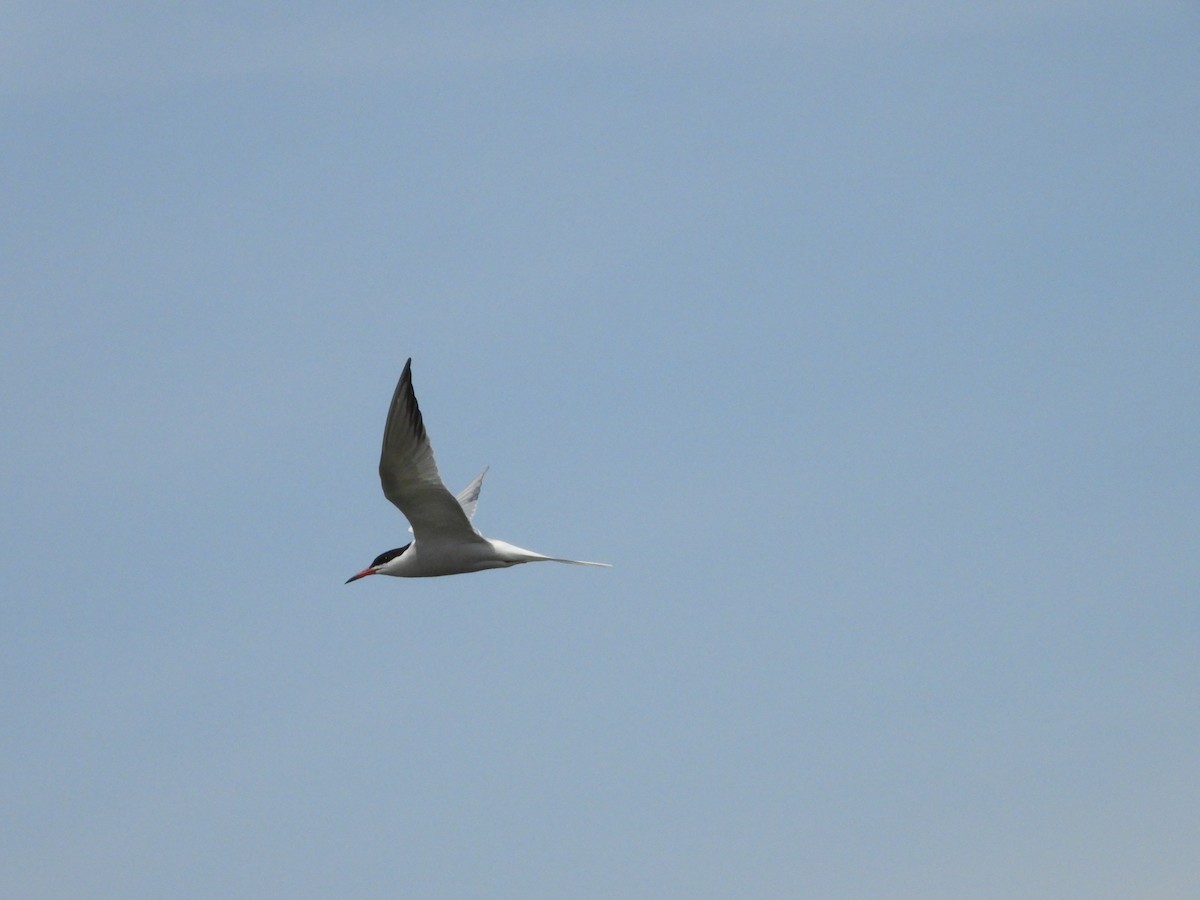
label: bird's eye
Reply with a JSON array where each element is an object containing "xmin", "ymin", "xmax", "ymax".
[{"xmin": 370, "ymin": 543, "xmax": 410, "ymax": 568}]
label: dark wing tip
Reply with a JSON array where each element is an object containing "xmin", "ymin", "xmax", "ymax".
[
  {"xmin": 384, "ymin": 357, "xmax": 427, "ymax": 446},
  {"xmin": 400, "ymin": 360, "xmax": 426, "ymax": 441}
]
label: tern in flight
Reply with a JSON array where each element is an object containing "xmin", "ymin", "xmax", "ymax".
[{"xmin": 346, "ymin": 359, "xmax": 611, "ymax": 582}]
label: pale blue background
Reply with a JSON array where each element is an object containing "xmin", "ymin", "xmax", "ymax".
[{"xmin": 3, "ymin": 3, "xmax": 1198, "ymax": 897}]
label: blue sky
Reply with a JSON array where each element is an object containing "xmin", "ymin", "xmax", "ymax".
[{"xmin": 3, "ymin": 3, "xmax": 1198, "ymax": 897}]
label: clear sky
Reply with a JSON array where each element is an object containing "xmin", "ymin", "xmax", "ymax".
[{"xmin": 3, "ymin": 3, "xmax": 1198, "ymax": 897}]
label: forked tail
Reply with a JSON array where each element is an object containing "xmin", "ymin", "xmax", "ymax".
[
  {"xmin": 489, "ymin": 540, "xmax": 611, "ymax": 569},
  {"xmin": 543, "ymin": 557, "xmax": 612, "ymax": 568}
]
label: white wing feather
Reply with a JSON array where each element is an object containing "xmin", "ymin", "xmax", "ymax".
[{"xmin": 455, "ymin": 467, "xmax": 488, "ymax": 523}]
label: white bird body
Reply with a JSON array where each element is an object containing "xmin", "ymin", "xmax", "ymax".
[
  {"xmin": 371, "ymin": 538, "xmax": 604, "ymax": 579},
  {"xmin": 346, "ymin": 359, "xmax": 610, "ymax": 582}
]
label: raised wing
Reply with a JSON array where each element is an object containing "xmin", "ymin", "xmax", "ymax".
[
  {"xmin": 455, "ymin": 467, "xmax": 488, "ymax": 523},
  {"xmin": 378, "ymin": 359, "xmax": 484, "ymax": 543}
]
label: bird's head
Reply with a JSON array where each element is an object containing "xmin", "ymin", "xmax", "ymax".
[{"xmin": 345, "ymin": 543, "xmax": 410, "ymax": 583}]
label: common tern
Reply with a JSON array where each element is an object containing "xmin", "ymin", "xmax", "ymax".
[{"xmin": 346, "ymin": 359, "xmax": 611, "ymax": 582}]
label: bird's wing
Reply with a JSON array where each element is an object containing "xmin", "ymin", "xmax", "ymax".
[
  {"xmin": 455, "ymin": 467, "xmax": 488, "ymax": 523},
  {"xmin": 378, "ymin": 359, "xmax": 485, "ymax": 543},
  {"xmin": 409, "ymin": 467, "xmax": 489, "ymax": 535}
]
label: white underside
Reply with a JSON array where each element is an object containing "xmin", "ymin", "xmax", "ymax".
[{"xmin": 375, "ymin": 537, "xmax": 610, "ymax": 578}]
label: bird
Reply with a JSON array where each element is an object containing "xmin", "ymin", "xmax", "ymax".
[{"xmin": 346, "ymin": 359, "xmax": 611, "ymax": 582}]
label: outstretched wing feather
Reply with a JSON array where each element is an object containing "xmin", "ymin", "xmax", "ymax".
[{"xmin": 378, "ymin": 359, "xmax": 483, "ymax": 543}]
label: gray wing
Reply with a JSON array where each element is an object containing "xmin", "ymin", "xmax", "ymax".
[
  {"xmin": 409, "ymin": 468, "xmax": 489, "ymax": 535},
  {"xmin": 378, "ymin": 359, "xmax": 485, "ymax": 543},
  {"xmin": 455, "ymin": 467, "xmax": 488, "ymax": 523}
]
